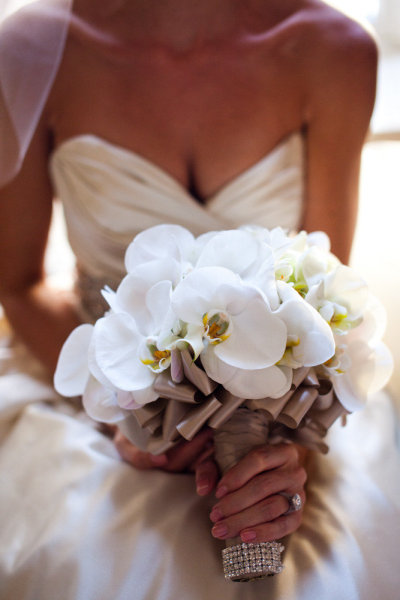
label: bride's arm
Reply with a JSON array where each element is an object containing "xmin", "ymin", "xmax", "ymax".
[
  {"xmin": 0, "ymin": 121, "xmax": 82, "ymax": 374},
  {"xmin": 301, "ymin": 21, "xmax": 378, "ymax": 264}
]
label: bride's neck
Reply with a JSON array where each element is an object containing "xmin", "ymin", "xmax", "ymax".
[{"xmin": 76, "ymin": 0, "xmax": 302, "ymax": 52}]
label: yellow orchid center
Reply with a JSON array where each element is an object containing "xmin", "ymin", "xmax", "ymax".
[
  {"xmin": 141, "ymin": 344, "xmax": 171, "ymax": 371},
  {"xmin": 203, "ymin": 311, "xmax": 231, "ymax": 345},
  {"xmin": 331, "ymin": 311, "xmax": 347, "ymax": 324}
]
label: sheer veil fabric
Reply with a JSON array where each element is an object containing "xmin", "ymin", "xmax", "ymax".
[{"xmin": 0, "ymin": 0, "xmax": 71, "ymax": 186}]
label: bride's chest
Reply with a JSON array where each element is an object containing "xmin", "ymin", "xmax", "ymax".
[{"xmin": 49, "ymin": 41, "xmax": 304, "ymax": 202}]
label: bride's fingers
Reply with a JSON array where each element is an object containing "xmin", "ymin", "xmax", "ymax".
[
  {"xmin": 210, "ymin": 491, "xmax": 306, "ymax": 540},
  {"xmin": 195, "ymin": 457, "xmax": 219, "ymax": 496},
  {"xmin": 239, "ymin": 510, "xmax": 304, "ymax": 543},
  {"xmin": 211, "ymin": 464, "xmax": 307, "ymax": 520},
  {"xmin": 164, "ymin": 428, "xmax": 214, "ymax": 472},
  {"xmin": 114, "ymin": 427, "xmax": 214, "ymax": 471},
  {"xmin": 215, "ymin": 443, "xmax": 298, "ymax": 499},
  {"xmin": 114, "ymin": 430, "xmax": 168, "ymax": 468}
]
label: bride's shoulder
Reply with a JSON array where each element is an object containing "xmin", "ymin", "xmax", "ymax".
[
  {"xmin": 294, "ymin": 2, "xmax": 378, "ymax": 78},
  {"xmin": 287, "ymin": 1, "xmax": 378, "ymax": 111}
]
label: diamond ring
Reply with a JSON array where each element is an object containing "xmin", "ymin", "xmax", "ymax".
[{"xmin": 279, "ymin": 492, "xmax": 303, "ymax": 514}]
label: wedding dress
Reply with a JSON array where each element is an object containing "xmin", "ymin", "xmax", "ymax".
[{"xmin": 0, "ymin": 133, "xmax": 399, "ymax": 600}]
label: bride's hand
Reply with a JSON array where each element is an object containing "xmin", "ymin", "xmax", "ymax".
[
  {"xmin": 113, "ymin": 427, "xmax": 219, "ymax": 494},
  {"xmin": 209, "ymin": 443, "xmax": 307, "ymax": 543}
]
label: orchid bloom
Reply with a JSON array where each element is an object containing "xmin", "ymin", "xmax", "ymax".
[
  {"xmin": 170, "ymin": 265, "xmax": 289, "ymax": 399},
  {"xmin": 306, "ymin": 265, "xmax": 369, "ymax": 334},
  {"xmin": 54, "ymin": 323, "xmax": 130, "ymax": 423},
  {"xmin": 321, "ymin": 294, "xmax": 393, "ymax": 410},
  {"xmin": 274, "ymin": 281, "xmax": 335, "ymax": 369},
  {"xmin": 124, "ymin": 224, "xmax": 196, "ymax": 276},
  {"xmin": 195, "ymin": 228, "xmax": 279, "ymax": 309}
]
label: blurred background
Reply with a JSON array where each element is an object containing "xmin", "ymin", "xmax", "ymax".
[{"xmin": 44, "ymin": 0, "xmax": 400, "ymax": 396}]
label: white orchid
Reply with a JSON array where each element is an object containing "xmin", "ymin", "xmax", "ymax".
[
  {"xmin": 306, "ymin": 265, "xmax": 368, "ymax": 334},
  {"xmin": 55, "ymin": 272, "xmax": 180, "ymax": 419},
  {"xmin": 274, "ymin": 281, "xmax": 335, "ymax": 369},
  {"xmin": 273, "ymin": 231, "xmax": 340, "ymax": 297},
  {"xmin": 124, "ymin": 224, "xmax": 196, "ymax": 276},
  {"xmin": 170, "ymin": 266, "xmax": 289, "ymax": 399},
  {"xmin": 195, "ymin": 228, "xmax": 279, "ymax": 309},
  {"xmin": 320, "ymin": 293, "xmax": 393, "ymax": 410},
  {"xmin": 54, "ymin": 323, "xmax": 130, "ymax": 423},
  {"xmin": 321, "ymin": 337, "xmax": 393, "ymax": 412}
]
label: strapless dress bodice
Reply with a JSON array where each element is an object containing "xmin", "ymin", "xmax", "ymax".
[{"xmin": 50, "ymin": 133, "xmax": 304, "ymax": 318}]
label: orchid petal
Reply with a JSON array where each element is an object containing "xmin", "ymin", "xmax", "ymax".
[
  {"xmin": 54, "ymin": 324, "xmax": 93, "ymax": 397},
  {"xmin": 223, "ymin": 364, "xmax": 292, "ymax": 399},
  {"xmin": 116, "ymin": 263, "xmax": 179, "ymax": 334},
  {"xmin": 125, "ymin": 224, "xmax": 195, "ymax": 272},
  {"xmin": 323, "ymin": 265, "xmax": 369, "ymax": 319},
  {"xmin": 196, "ymin": 230, "xmax": 260, "ymax": 274},
  {"xmin": 101, "ymin": 286, "xmax": 118, "ymax": 312},
  {"xmin": 171, "ymin": 267, "xmax": 240, "ymax": 324},
  {"xmin": 145, "ymin": 280, "xmax": 173, "ymax": 333},
  {"xmin": 214, "ymin": 296, "xmax": 287, "ymax": 368},
  {"xmin": 307, "ymin": 231, "xmax": 331, "ymax": 252},
  {"xmin": 93, "ymin": 313, "xmax": 156, "ymax": 391},
  {"xmin": 82, "ymin": 376, "xmax": 127, "ymax": 423},
  {"xmin": 130, "ymin": 386, "xmax": 159, "ymax": 406},
  {"xmin": 275, "ymin": 295, "xmax": 335, "ymax": 366}
]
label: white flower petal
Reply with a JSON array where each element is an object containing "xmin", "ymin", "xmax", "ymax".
[
  {"xmin": 215, "ymin": 295, "xmax": 287, "ymax": 369},
  {"xmin": 130, "ymin": 386, "xmax": 159, "ymax": 406},
  {"xmin": 54, "ymin": 324, "xmax": 93, "ymax": 397},
  {"xmin": 276, "ymin": 297, "xmax": 335, "ymax": 366},
  {"xmin": 224, "ymin": 364, "xmax": 292, "ymax": 399},
  {"xmin": 332, "ymin": 339, "xmax": 393, "ymax": 411},
  {"xmin": 300, "ymin": 246, "xmax": 339, "ymax": 288},
  {"xmin": 93, "ymin": 313, "xmax": 156, "ymax": 391},
  {"xmin": 145, "ymin": 280, "xmax": 173, "ymax": 333},
  {"xmin": 324, "ymin": 265, "xmax": 369, "ymax": 319},
  {"xmin": 196, "ymin": 230, "xmax": 260, "ymax": 274},
  {"xmin": 178, "ymin": 323, "xmax": 205, "ymax": 359},
  {"xmin": 82, "ymin": 376, "xmax": 127, "ymax": 423},
  {"xmin": 101, "ymin": 286, "xmax": 118, "ymax": 312},
  {"xmin": 200, "ymin": 345, "xmax": 237, "ymax": 385},
  {"xmin": 125, "ymin": 224, "xmax": 194, "ymax": 272},
  {"xmin": 88, "ymin": 338, "xmax": 118, "ymax": 391},
  {"xmin": 171, "ymin": 267, "xmax": 240, "ymax": 324},
  {"xmin": 307, "ymin": 231, "xmax": 331, "ymax": 252},
  {"xmin": 116, "ymin": 263, "xmax": 179, "ymax": 334}
]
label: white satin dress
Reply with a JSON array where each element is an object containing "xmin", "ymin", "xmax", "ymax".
[{"xmin": 0, "ymin": 133, "xmax": 399, "ymax": 600}]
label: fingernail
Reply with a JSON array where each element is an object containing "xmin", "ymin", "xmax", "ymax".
[
  {"xmin": 215, "ymin": 485, "xmax": 228, "ymax": 499},
  {"xmin": 241, "ymin": 530, "xmax": 257, "ymax": 542},
  {"xmin": 196, "ymin": 479, "xmax": 210, "ymax": 496},
  {"xmin": 150, "ymin": 454, "xmax": 168, "ymax": 466},
  {"xmin": 209, "ymin": 507, "xmax": 223, "ymax": 523},
  {"xmin": 211, "ymin": 523, "xmax": 228, "ymax": 539}
]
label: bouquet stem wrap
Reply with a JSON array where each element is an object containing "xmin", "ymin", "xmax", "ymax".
[{"xmin": 214, "ymin": 408, "xmax": 284, "ymax": 581}]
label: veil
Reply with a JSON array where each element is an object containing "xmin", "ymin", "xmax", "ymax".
[{"xmin": 0, "ymin": 0, "xmax": 72, "ymax": 187}]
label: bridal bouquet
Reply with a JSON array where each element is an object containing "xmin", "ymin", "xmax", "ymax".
[{"xmin": 54, "ymin": 224, "xmax": 392, "ymax": 581}]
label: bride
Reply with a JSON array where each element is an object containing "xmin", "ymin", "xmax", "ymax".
[{"xmin": 0, "ymin": 1, "xmax": 398, "ymax": 599}]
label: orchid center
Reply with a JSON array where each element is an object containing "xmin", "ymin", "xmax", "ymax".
[
  {"xmin": 202, "ymin": 310, "xmax": 231, "ymax": 345},
  {"xmin": 141, "ymin": 342, "xmax": 171, "ymax": 372}
]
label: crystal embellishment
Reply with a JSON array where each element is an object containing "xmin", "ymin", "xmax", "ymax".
[{"xmin": 222, "ymin": 541, "xmax": 284, "ymax": 582}]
